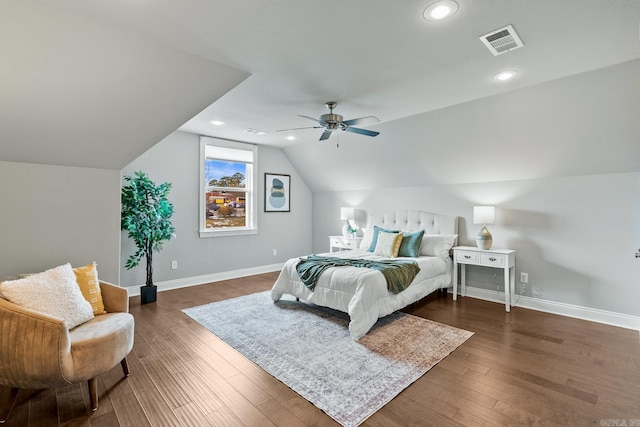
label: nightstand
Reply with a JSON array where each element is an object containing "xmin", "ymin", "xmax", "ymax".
[
  {"xmin": 329, "ymin": 235, "xmax": 363, "ymax": 253},
  {"xmin": 452, "ymin": 246, "xmax": 516, "ymax": 312}
]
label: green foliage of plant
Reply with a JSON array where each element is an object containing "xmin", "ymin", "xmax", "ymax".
[{"xmin": 121, "ymin": 171, "xmax": 175, "ymax": 287}]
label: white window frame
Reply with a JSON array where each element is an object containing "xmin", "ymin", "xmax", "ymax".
[{"xmin": 199, "ymin": 136, "xmax": 258, "ymax": 238}]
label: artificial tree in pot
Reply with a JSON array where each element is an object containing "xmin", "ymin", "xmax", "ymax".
[{"xmin": 121, "ymin": 171, "xmax": 175, "ymax": 304}]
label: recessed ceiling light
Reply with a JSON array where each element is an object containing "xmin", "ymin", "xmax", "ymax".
[
  {"xmin": 286, "ymin": 136, "xmax": 296, "ymax": 141},
  {"xmin": 423, "ymin": 0, "xmax": 459, "ymax": 22},
  {"xmin": 492, "ymin": 70, "xmax": 519, "ymax": 81},
  {"xmin": 210, "ymin": 120, "xmax": 225, "ymax": 126}
]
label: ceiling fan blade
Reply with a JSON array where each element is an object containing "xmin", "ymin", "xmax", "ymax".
[
  {"xmin": 342, "ymin": 116, "xmax": 380, "ymax": 127},
  {"xmin": 344, "ymin": 127, "xmax": 380, "ymax": 137},
  {"xmin": 319, "ymin": 129, "xmax": 333, "ymax": 141},
  {"xmin": 298, "ymin": 114, "xmax": 321, "ymax": 123},
  {"xmin": 276, "ymin": 126, "xmax": 322, "ymax": 132}
]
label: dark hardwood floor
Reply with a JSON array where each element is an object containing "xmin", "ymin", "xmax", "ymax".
[{"xmin": 2, "ymin": 272, "xmax": 639, "ymax": 426}]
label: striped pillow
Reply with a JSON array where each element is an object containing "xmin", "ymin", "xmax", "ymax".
[{"xmin": 73, "ymin": 263, "xmax": 106, "ymax": 315}]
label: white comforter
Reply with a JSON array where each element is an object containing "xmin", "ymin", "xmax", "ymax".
[{"xmin": 271, "ymin": 249, "xmax": 452, "ymax": 340}]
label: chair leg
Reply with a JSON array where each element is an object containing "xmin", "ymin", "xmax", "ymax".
[
  {"xmin": 120, "ymin": 358, "xmax": 130, "ymax": 377},
  {"xmin": 0, "ymin": 387, "xmax": 19, "ymax": 423},
  {"xmin": 87, "ymin": 378, "xmax": 98, "ymax": 412}
]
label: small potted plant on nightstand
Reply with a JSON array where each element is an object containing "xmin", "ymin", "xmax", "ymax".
[{"xmin": 121, "ymin": 171, "xmax": 175, "ymax": 304}]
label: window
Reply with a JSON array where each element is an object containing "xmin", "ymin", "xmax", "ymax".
[{"xmin": 199, "ymin": 137, "xmax": 257, "ymax": 237}]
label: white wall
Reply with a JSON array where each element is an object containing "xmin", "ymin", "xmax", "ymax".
[
  {"xmin": 120, "ymin": 131, "xmax": 313, "ymax": 288},
  {"xmin": 313, "ymin": 172, "xmax": 640, "ymax": 317},
  {"xmin": 0, "ymin": 161, "xmax": 121, "ymax": 283}
]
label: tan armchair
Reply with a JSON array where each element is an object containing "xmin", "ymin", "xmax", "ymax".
[{"xmin": 0, "ymin": 281, "xmax": 134, "ymax": 422}]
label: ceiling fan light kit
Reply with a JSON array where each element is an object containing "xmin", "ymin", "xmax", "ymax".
[{"xmin": 277, "ymin": 102, "xmax": 380, "ymax": 142}]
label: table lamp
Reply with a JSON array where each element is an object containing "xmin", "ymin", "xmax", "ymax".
[
  {"xmin": 473, "ymin": 206, "xmax": 495, "ymax": 250},
  {"xmin": 340, "ymin": 207, "xmax": 356, "ymax": 237}
]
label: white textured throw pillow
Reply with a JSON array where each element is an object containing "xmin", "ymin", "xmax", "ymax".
[
  {"xmin": 374, "ymin": 231, "xmax": 403, "ymax": 258},
  {"xmin": 419, "ymin": 234, "xmax": 458, "ymax": 259},
  {"xmin": 0, "ymin": 263, "xmax": 94, "ymax": 329}
]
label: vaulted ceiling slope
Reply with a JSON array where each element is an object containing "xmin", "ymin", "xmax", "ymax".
[
  {"xmin": 283, "ymin": 59, "xmax": 640, "ymax": 192},
  {"xmin": 0, "ymin": 1, "xmax": 249, "ymax": 170},
  {"xmin": 1, "ymin": 0, "xmax": 638, "ymax": 173}
]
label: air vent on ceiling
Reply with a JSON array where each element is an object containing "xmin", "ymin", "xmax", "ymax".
[{"xmin": 479, "ymin": 24, "xmax": 524, "ymax": 56}]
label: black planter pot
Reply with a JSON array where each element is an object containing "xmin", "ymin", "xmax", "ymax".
[{"xmin": 140, "ymin": 285, "xmax": 157, "ymax": 305}]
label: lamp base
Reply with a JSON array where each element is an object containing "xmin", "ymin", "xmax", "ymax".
[
  {"xmin": 476, "ymin": 226, "xmax": 493, "ymax": 250},
  {"xmin": 342, "ymin": 222, "xmax": 350, "ymax": 237},
  {"xmin": 342, "ymin": 220, "xmax": 357, "ymax": 238}
]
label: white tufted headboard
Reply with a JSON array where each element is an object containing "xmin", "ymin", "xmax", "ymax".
[{"xmin": 367, "ymin": 210, "xmax": 458, "ymax": 235}]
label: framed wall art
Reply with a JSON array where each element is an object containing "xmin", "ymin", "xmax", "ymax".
[{"xmin": 264, "ymin": 173, "xmax": 290, "ymax": 212}]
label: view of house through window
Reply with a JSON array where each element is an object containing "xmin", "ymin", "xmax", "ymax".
[
  {"xmin": 200, "ymin": 137, "xmax": 257, "ymax": 237},
  {"xmin": 205, "ymin": 159, "xmax": 247, "ymax": 228}
]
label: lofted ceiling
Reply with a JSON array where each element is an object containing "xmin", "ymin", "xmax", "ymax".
[{"xmin": 1, "ymin": 0, "xmax": 639, "ymax": 175}]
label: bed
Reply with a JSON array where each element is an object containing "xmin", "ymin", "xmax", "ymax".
[{"xmin": 271, "ymin": 210, "xmax": 458, "ymax": 340}]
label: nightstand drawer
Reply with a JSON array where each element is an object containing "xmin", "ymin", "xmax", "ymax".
[
  {"xmin": 481, "ymin": 254, "xmax": 505, "ymax": 266},
  {"xmin": 456, "ymin": 251, "xmax": 479, "ymax": 263},
  {"xmin": 331, "ymin": 237, "xmax": 355, "ymax": 248},
  {"xmin": 329, "ymin": 235, "xmax": 362, "ymax": 252}
]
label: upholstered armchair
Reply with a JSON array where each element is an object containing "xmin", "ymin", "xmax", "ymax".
[{"xmin": 0, "ymin": 281, "xmax": 134, "ymax": 422}]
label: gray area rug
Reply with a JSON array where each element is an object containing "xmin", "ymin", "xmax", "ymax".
[{"xmin": 183, "ymin": 291, "xmax": 473, "ymax": 427}]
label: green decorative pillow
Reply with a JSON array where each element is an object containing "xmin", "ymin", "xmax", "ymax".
[
  {"xmin": 398, "ymin": 230, "xmax": 425, "ymax": 257},
  {"xmin": 373, "ymin": 231, "xmax": 404, "ymax": 258},
  {"xmin": 367, "ymin": 225, "xmax": 400, "ymax": 252}
]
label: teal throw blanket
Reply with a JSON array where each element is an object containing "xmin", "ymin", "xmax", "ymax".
[{"xmin": 295, "ymin": 255, "xmax": 421, "ymax": 294}]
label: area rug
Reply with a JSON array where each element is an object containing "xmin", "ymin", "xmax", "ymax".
[{"xmin": 182, "ymin": 291, "xmax": 473, "ymax": 427}]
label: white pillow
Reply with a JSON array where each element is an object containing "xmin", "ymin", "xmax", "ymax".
[
  {"xmin": 0, "ymin": 263, "xmax": 94, "ymax": 329},
  {"xmin": 420, "ymin": 234, "xmax": 458, "ymax": 259},
  {"xmin": 359, "ymin": 227, "xmax": 373, "ymax": 250},
  {"xmin": 374, "ymin": 231, "xmax": 403, "ymax": 258}
]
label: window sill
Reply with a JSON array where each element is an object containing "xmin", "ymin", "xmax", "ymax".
[{"xmin": 199, "ymin": 228, "xmax": 258, "ymax": 238}]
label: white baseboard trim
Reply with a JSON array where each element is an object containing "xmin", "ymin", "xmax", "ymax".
[
  {"xmin": 459, "ymin": 286, "xmax": 640, "ymax": 331},
  {"xmin": 126, "ymin": 263, "xmax": 284, "ymax": 297}
]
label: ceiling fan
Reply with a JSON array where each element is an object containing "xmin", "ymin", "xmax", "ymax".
[{"xmin": 277, "ymin": 102, "xmax": 380, "ymax": 141}]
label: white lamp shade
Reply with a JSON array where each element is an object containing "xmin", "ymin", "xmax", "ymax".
[
  {"xmin": 340, "ymin": 207, "xmax": 355, "ymax": 220},
  {"xmin": 473, "ymin": 206, "xmax": 495, "ymax": 225}
]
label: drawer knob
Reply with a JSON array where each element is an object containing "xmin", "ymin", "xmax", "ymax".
[
  {"xmin": 489, "ymin": 257, "xmax": 497, "ymax": 262},
  {"xmin": 464, "ymin": 255, "xmax": 471, "ymax": 259}
]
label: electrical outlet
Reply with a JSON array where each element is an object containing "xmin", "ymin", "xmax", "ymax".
[
  {"xmin": 520, "ymin": 272, "xmax": 528, "ymax": 284},
  {"xmin": 171, "ymin": 260, "xmax": 178, "ymax": 270},
  {"xmin": 272, "ymin": 249, "xmax": 277, "ymax": 256}
]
